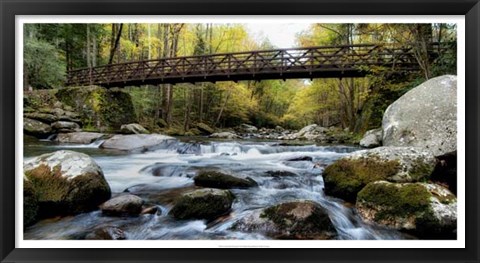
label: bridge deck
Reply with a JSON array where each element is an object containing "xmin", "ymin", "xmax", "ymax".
[{"xmin": 67, "ymin": 44, "xmax": 423, "ymax": 87}]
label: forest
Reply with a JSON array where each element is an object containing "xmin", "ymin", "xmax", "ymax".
[{"xmin": 24, "ymin": 23, "xmax": 456, "ymax": 137}]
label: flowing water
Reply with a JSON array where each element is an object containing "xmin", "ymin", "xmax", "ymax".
[{"xmin": 23, "ymin": 138, "xmax": 408, "ymax": 240}]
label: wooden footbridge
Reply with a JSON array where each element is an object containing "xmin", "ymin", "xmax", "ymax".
[{"xmin": 66, "ymin": 43, "xmax": 441, "ymax": 88}]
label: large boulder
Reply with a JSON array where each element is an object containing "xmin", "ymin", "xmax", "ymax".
[
  {"xmin": 356, "ymin": 181, "xmax": 456, "ymax": 239},
  {"xmin": 51, "ymin": 121, "xmax": 80, "ymax": 133},
  {"xmin": 55, "ymin": 132, "xmax": 105, "ymax": 144},
  {"xmin": 55, "ymin": 86, "xmax": 137, "ymax": 132},
  {"xmin": 232, "ymin": 201, "xmax": 337, "ymax": 239},
  {"xmin": 120, "ymin": 123, "xmax": 149, "ymax": 134},
  {"xmin": 194, "ymin": 170, "xmax": 258, "ymax": 189},
  {"xmin": 23, "ymin": 150, "xmax": 111, "ymax": 217},
  {"xmin": 100, "ymin": 134, "xmax": 176, "ymax": 152},
  {"xmin": 169, "ymin": 188, "xmax": 235, "ymax": 221},
  {"xmin": 237, "ymin": 124, "xmax": 258, "ymax": 133},
  {"xmin": 24, "ymin": 112, "xmax": 58, "ymax": 124},
  {"xmin": 359, "ymin": 128, "xmax": 382, "ymax": 148},
  {"xmin": 286, "ymin": 124, "xmax": 328, "ymax": 141},
  {"xmin": 24, "ymin": 118, "xmax": 52, "ymax": 137},
  {"xmin": 100, "ymin": 194, "xmax": 144, "ymax": 216},
  {"xmin": 322, "ymin": 146, "xmax": 436, "ymax": 202},
  {"xmin": 23, "ymin": 176, "xmax": 39, "ymax": 227},
  {"xmin": 382, "ymin": 75, "xmax": 457, "ymax": 156}
]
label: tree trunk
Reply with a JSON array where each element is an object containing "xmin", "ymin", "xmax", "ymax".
[
  {"xmin": 86, "ymin": 24, "xmax": 91, "ymax": 68},
  {"xmin": 161, "ymin": 24, "xmax": 170, "ymax": 123},
  {"xmin": 214, "ymin": 88, "xmax": 232, "ymax": 127},
  {"xmin": 92, "ymin": 31, "xmax": 97, "ymax": 67},
  {"xmin": 183, "ymin": 86, "xmax": 193, "ymax": 132},
  {"xmin": 108, "ymin": 23, "xmax": 123, "ymax": 65},
  {"xmin": 147, "ymin": 24, "xmax": 152, "ymax": 60},
  {"xmin": 23, "ymin": 61, "xmax": 29, "ymax": 90},
  {"xmin": 199, "ymin": 84, "xmax": 204, "ymax": 122},
  {"xmin": 411, "ymin": 24, "xmax": 433, "ymax": 80}
]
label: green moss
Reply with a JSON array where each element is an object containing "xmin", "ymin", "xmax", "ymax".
[
  {"xmin": 56, "ymin": 86, "xmax": 137, "ymax": 132},
  {"xmin": 195, "ymin": 123, "xmax": 215, "ymax": 134},
  {"xmin": 24, "ymin": 164, "xmax": 69, "ymax": 202},
  {"xmin": 24, "ymin": 163, "xmax": 111, "ymax": 216},
  {"xmin": 23, "ymin": 178, "xmax": 39, "ymax": 227},
  {"xmin": 24, "ymin": 89, "xmax": 59, "ymax": 110},
  {"xmin": 357, "ymin": 182, "xmax": 432, "ymax": 221},
  {"xmin": 428, "ymin": 187, "xmax": 456, "ymax": 205},
  {"xmin": 164, "ymin": 127, "xmax": 185, "ymax": 136},
  {"xmin": 322, "ymin": 156, "xmax": 401, "ymax": 202},
  {"xmin": 410, "ymin": 158, "xmax": 435, "ymax": 182}
]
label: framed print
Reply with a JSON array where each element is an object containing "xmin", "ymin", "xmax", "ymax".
[{"xmin": 1, "ymin": 0, "xmax": 479, "ymax": 262}]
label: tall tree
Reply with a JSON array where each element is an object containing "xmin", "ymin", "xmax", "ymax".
[{"xmin": 108, "ymin": 23, "xmax": 123, "ymax": 64}]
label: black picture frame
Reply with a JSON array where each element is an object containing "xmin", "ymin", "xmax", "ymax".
[{"xmin": 1, "ymin": 0, "xmax": 479, "ymax": 262}]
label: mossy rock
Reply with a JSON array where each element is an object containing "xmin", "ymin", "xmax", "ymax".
[
  {"xmin": 23, "ymin": 150, "xmax": 111, "ymax": 217},
  {"xmin": 24, "ymin": 118, "xmax": 52, "ymax": 138},
  {"xmin": 24, "ymin": 112, "xmax": 58, "ymax": 124},
  {"xmin": 169, "ymin": 188, "xmax": 235, "ymax": 221},
  {"xmin": 195, "ymin": 123, "xmax": 215, "ymax": 135},
  {"xmin": 323, "ymin": 157, "xmax": 401, "ymax": 203},
  {"xmin": 186, "ymin": 128, "xmax": 202, "ymax": 136},
  {"xmin": 120, "ymin": 123, "xmax": 150, "ymax": 134},
  {"xmin": 356, "ymin": 181, "xmax": 456, "ymax": 239},
  {"xmin": 164, "ymin": 127, "xmax": 185, "ymax": 136},
  {"xmin": 232, "ymin": 201, "xmax": 337, "ymax": 239},
  {"xmin": 23, "ymin": 89, "xmax": 59, "ymax": 110},
  {"xmin": 56, "ymin": 86, "xmax": 136, "ymax": 132},
  {"xmin": 23, "ymin": 177, "xmax": 39, "ymax": 227},
  {"xmin": 194, "ymin": 170, "xmax": 258, "ymax": 189},
  {"xmin": 322, "ymin": 146, "xmax": 436, "ymax": 203}
]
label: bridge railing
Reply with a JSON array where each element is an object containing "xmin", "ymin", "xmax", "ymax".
[{"xmin": 66, "ymin": 43, "xmax": 431, "ymax": 87}]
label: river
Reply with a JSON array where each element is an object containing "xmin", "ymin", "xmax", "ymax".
[{"xmin": 23, "ymin": 137, "xmax": 409, "ymax": 240}]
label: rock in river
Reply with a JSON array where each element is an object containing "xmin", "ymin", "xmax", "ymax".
[
  {"xmin": 100, "ymin": 134, "xmax": 176, "ymax": 152},
  {"xmin": 120, "ymin": 123, "xmax": 149, "ymax": 134},
  {"xmin": 209, "ymin": 132, "xmax": 240, "ymax": 139},
  {"xmin": 51, "ymin": 121, "xmax": 81, "ymax": 133},
  {"xmin": 359, "ymin": 128, "xmax": 382, "ymax": 148},
  {"xmin": 23, "ymin": 150, "xmax": 111, "ymax": 217},
  {"xmin": 24, "ymin": 118, "xmax": 52, "ymax": 137},
  {"xmin": 356, "ymin": 181, "xmax": 457, "ymax": 239},
  {"xmin": 286, "ymin": 124, "xmax": 328, "ymax": 141},
  {"xmin": 382, "ymin": 75, "xmax": 457, "ymax": 156},
  {"xmin": 236, "ymin": 123, "xmax": 258, "ymax": 133},
  {"xmin": 169, "ymin": 188, "xmax": 235, "ymax": 221},
  {"xmin": 55, "ymin": 132, "xmax": 105, "ymax": 144},
  {"xmin": 24, "ymin": 112, "xmax": 58, "ymax": 124},
  {"xmin": 100, "ymin": 194, "xmax": 145, "ymax": 216},
  {"xmin": 322, "ymin": 146, "xmax": 436, "ymax": 202},
  {"xmin": 232, "ymin": 200, "xmax": 337, "ymax": 239},
  {"xmin": 194, "ymin": 170, "xmax": 258, "ymax": 189}
]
